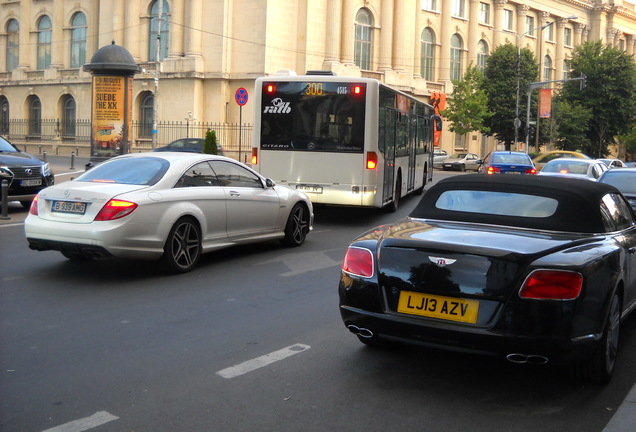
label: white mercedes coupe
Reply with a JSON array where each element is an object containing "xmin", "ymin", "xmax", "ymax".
[{"xmin": 25, "ymin": 152, "xmax": 313, "ymax": 273}]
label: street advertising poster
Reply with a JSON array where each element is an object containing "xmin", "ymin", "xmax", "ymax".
[
  {"xmin": 90, "ymin": 75, "xmax": 132, "ymax": 158},
  {"xmin": 539, "ymin": 88, "xmax": 552, "ymax": 118}
]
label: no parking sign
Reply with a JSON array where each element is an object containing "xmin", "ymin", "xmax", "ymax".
[{"xmin": 235, "ymin": 87, "xmax": 248, "ymax": 106}]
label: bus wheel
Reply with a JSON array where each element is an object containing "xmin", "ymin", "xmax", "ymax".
[
  {"xmin": 414, "ymin": 168, "xmax": 426, "ymax": 195},
  {"xmin": 386, "ymin": 176, "xmax": 401, "ymax": 213}
]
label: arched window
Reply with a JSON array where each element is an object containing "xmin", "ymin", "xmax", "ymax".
[
  {"xmin": 149, "ymin": 0, "xmax": 170, "ymax": 61},
  {"xmin": 6, "ymin": 19, "xmax": 19, "ymax": 71},
  {"xmin": 0, "ymin": 97, "xmax": 9, "ymax": 135},
  {"xmin": 140, "ymin": 93, "xmax": 154, "ymax": 138},
  {"xmin": 29, "ymin": 96, "xmax": 42, "ymax": 136},
  {"xmin": 420, "ymin": 28, "xmax": 435, "ymax": 81},
  {"xmin": 37, "ymin": 16, "xmax": 52, "ymax": 70},
  {"xmin": 70, "ymin": 12, "xmax": 87, "ymax": 68},
  {"xmin": 450, "ymin": 34, "xmax": 463, "ymax": 81},
  {"xmin": 543, "ymin": 55, "xmax": 552, "ymax": 81},
  {"xmin": 354, "ymin": 9, "xmax": 372, "ymax": 70},
  {"xmin": 62, "ymin": 96, "xmax": 76, "ymax": 137},
  {"xmin": 477, "ymin": 40, "xmax": 488, "ymax": 71}
]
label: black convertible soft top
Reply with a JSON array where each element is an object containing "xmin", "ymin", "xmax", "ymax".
[{"xmin": 411, "ymin": 174, "xmax": 621, "ymax": 233}]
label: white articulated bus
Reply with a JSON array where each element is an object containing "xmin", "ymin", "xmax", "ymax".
[{"xmin": 251, "ymin": 72, "xmax": 441, "ymax": 211}]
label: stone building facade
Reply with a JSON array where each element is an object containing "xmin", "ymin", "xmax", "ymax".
[{"xmin": 0, "ymin": 0, "xmax": 635, "ymax": 156}]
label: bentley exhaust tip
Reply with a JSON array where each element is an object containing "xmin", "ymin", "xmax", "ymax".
[
  {"xmin": 506, "ymin": 353, "xmax": 549, "ymax": 365},
  {"xmin": 347, "ymin": 324, "xmax": 374, "ymax": 339}
]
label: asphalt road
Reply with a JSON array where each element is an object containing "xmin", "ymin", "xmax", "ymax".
[{"xmin": 1, "ymin": 167, "xmax": 636, "ymax": 432}]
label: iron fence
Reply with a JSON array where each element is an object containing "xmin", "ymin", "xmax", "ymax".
[{"xmin": 4, "ymin": 119, "xmax": 253, "ymax": 161}]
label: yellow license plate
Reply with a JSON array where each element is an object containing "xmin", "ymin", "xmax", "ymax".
[{"xmin": 397, "ymin": 291, "xmax": 479, "ymax": 323}]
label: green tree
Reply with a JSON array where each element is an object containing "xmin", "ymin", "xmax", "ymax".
[
  {"xmin": 203, "ymin": 129, "xmax": 219, "ymax": 155},
  {"xmin": 440, "ymin": 64, "xmax": 491, "ymax": 137},
  {"xmin": 544, "ymin": 98, "xmax": 592, "ymax": 151},
  {"xmin": 617, "ymin": 125, "xmax": 636, "ymax": 162},
  {"xmin": 482, "ymin": 43, "xmax": 538, "ymax": 150},
  {"xmin": 560, "ymin": 41, "xmax": 636, "ymax": 157}
]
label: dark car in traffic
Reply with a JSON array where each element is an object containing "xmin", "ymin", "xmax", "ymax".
[
  {"xmin": 0, "ymin": 136, "xmax": 54, "ymax": 208},
  {"xmin": 599, "ymin": 167, "xmax": 636, "ymax": 211},
  {"xmin": 339, "ymin": 174, "xmax": 636, "ymax": 384},
  {"xmin": 478, "ymin": 151, "xmax": 536, "ymax": 175},
  {"xmin": 152, "ymin": 138, "xmax": 223, "ymax": 155}
]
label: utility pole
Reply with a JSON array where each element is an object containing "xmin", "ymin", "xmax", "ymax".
[{"xmin": 152, "ymin": 0, "xmax": 163, "ymax": 149}]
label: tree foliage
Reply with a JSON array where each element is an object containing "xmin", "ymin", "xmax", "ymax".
[
  {"xmin": 440, "ymin": 64, "xmax": 491, "ymax": 137},
  {"xmin": 544, "ymin": 98, "xmax": 592, "ymax": 151},
  {"xmin": 481, "ymin": 43, "xmax": 538, "ymax": 150},
  {"xmin": 203, "ymin": 129, "xmax": 219, "ymax": 155},
  {"xmin": 560, "ymin": 41, "xmax": 636, "ymax": 157}
]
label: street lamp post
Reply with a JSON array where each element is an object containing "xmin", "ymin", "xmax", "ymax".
[{"xmin": 512, "ymin": 15, "xmax": 577, "ymax": 152}]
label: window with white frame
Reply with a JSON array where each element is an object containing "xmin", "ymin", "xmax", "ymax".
[
  {"xmin": 477, "ymin": 40, "xmax": 488, "ymax": 71},
  {"xmin": 422, "ymin": 0, "xmax": 436, "ymax": 11},
  {"xmin": 6, "ymin": 19, "xmax": 19, "ymax": 71},
  {"xmin": 525, "ymin": 16, "xmax": 535, "ymax": 34},
  {"xmin": 354, "ymin": 9, "xmax": 373, "ymax": 70},
  {"xmin": 543, "ymin": 55, "xmax": 552, "ymax": 81},
  {"xmin": 70, "ymin": 12, "xmax": 87, "ymax": 68},
  {"xmin": 421, "ymin": 28, "xmax": 435, "ymax": 81},
  {"xmin": 545, "ymin": 22, "xmax": 554, "ymax": 42},
  {"xmin": 479, "ymin": 3, "xmax": 490, "ymax": 24},
  {"xmin": 37, "ymin": 16, "xmax": 52, "ymax": 70},
  {"xmin": 564, "ymin": 27, "xmax": 572, "ymax": 46},
  {"xmin": 450, "ymin": 34, "xmax": 463, "ymax": 81},
  {"xmin": 503, "ymin": 10, "xmax": 513, "ymax": 30},
  {"xmin": 452, "ymin": 0, "xmax": 465, "ymax": 18},
  {"xmin": 563, "ymin": 60, "xmax": 570, "ymax": 80}
]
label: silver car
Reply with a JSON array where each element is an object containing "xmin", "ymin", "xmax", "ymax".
[
  {"xmin": 442, "ymin": 152, "xmax": 481, "ymax": 171},
  {"xmin": 25, "ymin": 152, "xmax": 313, "ymax": 273},
  {"xmin": 538, "ymin": 158, "xmax": 608, "ymax": 181}
]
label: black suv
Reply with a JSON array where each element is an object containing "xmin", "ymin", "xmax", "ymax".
[{"xmin": 0, "ymin": 136, "xmax": 54, "ymax": 208}]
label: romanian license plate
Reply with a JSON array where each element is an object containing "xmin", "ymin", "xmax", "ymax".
[
  {"xmin": 397, "ymin": 291, "xmax": 479, "ymax": 323},
  {"xmin": 20, "ymin": 179, "xmax": 42, "ymax": 187},
  {"xmin": 296, "ymin": 184, "xmax": 323, "ymax": 194},
  {"xmin": 504, "ymin": 171, "xmax": 521, "ymax": 174},
  {"xmin": 52, "ymin": 200, "xmax": 87, "ymax": 214}
]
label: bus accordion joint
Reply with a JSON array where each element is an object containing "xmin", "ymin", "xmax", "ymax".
[
  {"xmin": 366, "ymin": 151, "xmax": 378, "ymax": 170},
  {"xmin": 251, "ymin": 148, "xmax": 258, "ymax": 165}
]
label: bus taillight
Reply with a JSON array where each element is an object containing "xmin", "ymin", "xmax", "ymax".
[
  {"xmin": 353, "ymin": 85, "xmax": 362, "ymax": 95},
  {"xmin": 366, "ymin": 152, "xmax": 378, "ymax": 170},
  {"xmin": 251, "ymin": 148, "xmax": 258, "ymax": 165},
  {"xmin": 266, "ymin": 84, "xmax": 275, "ymax": 93}
]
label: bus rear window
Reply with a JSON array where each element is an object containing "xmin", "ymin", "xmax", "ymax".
[{"xmin": 260, "ymin": 81, "xmax": 366, "ymax": 153}]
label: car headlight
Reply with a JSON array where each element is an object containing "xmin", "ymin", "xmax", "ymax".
[
  {"xmin": 0, "ymin": 165, "xmax": 13, "ymax": 178},
  {"xmin": 41, "ymin": 162, "xmax": 51, "ymax": 176}
]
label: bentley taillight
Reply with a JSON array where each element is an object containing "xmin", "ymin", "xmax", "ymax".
[
  {"xmin": 94, "ymin": 199, "xmax": 138, "ymax": 221},
  {"xmin": 342, "ymin": 246, "xmax": 374, "ymax": 278},
  {"xmin": 519, "ymin": 270, "xmax": 583, "ymax": 300}
]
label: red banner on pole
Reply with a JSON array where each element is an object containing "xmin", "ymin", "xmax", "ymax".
[{"xmin": 539, "ymin": 89, "xmax": 552, "ymax": 118}]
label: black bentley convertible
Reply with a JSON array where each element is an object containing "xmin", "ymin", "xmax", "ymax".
[{"xmin": 339, "ymin": 174, "xmax": 636, "ymax": 383}]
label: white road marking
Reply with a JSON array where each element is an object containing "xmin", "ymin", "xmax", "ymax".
[
  {"xmin": 42, "ymin": 411, "xmax": 118, "ymax": 432},
  {"xmin": 217, "ymin": 343, "xmax": 311, "ymax": 379}
]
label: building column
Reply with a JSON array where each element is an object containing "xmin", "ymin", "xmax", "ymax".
[
  {"xmin": 49, "ymin": 0, "xmax": 65, "ymax": 68},
  {"xmin": 378, "ymin": 0, "xmax": 394, "ymax": 71},
  {"xmin": 392, "ymin": 0, "xmax": 414, "ymax": 73},
  {"xmin": 171, "ymin": 0, "xmax": 186, "ymax": 57},
  {"xmin": 340, "ymin": 0, "xmax": 355, "ymax": 66},
  {"xmin": 439, "ymin": 0, "xmax": 452, "ymax": 83},
  {"xmin": 574, "ymin": 23, "xmax": 583, "ymax": 47},
  {"xmin": 124, "ymin": 0, "xmax": 141, "ymax": 61},
  {"xmin": 492, "ymin": 0, "xmax": 508, "ymax": 47},
  {"xmin": 413, "ymin": 6, "xmax": 424, "ymax": 77},
  {"xmin": 323, "ymin": 0, "xmax": 342, "ymax": 66},
  {"xmin": 17, "ymin": 0, "xmax": 31, "ymax": 69},
  {"xmin": 537, "ymin": 12, "xmax": 550, "ymax": 81},
  {"xmin": 516, "ymin": 4, "xmax": 529, "ymax": 44},
  {"xmin": 555, "ymin": 20, "xmax": 566, "ymax": 80},
  {"xmin": 467, "ymin": 0, "xmax": 480, "ymax": 66}
]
